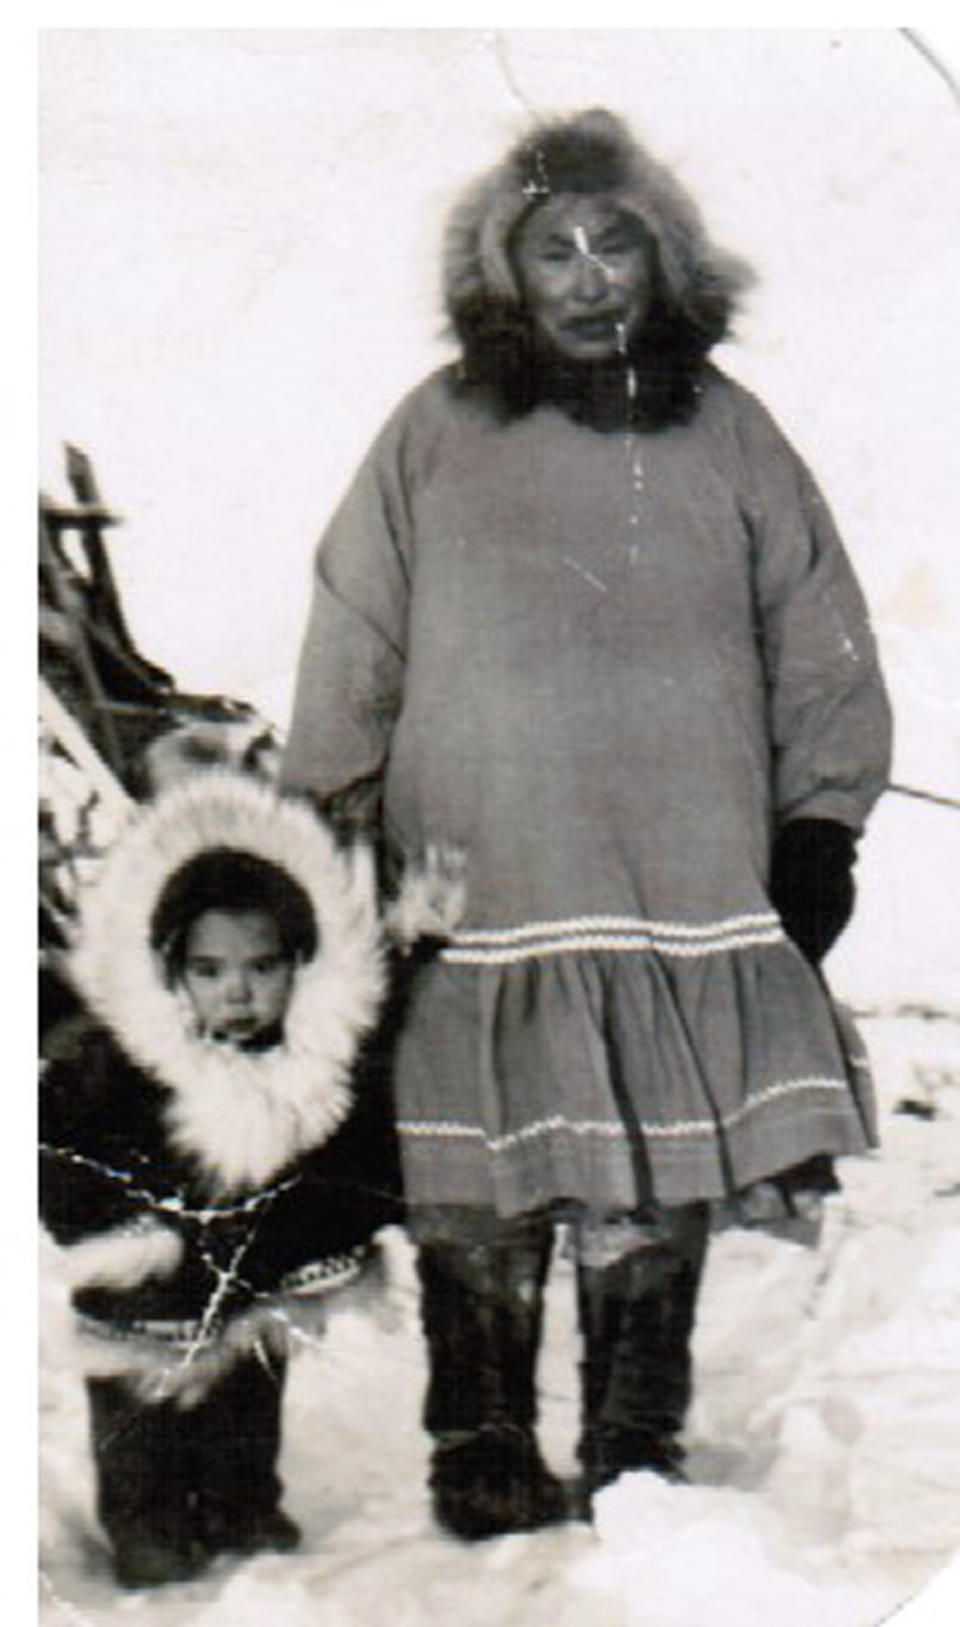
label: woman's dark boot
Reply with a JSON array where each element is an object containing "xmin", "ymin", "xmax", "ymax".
[
  {"xmin": 417, "ymin": 1222, "xmax": 568, "ymax": 1540},
  {"xmin": 575, "ymin": 1205, "xmax": 710, "ymax": 1503}
]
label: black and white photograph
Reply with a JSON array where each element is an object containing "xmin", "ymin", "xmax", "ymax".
[{"xmin": 36, "ymin": 25, "xmax": 960, "ymax": 1627}]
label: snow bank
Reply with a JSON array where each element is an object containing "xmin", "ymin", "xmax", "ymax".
[{"xmin": 581, "ymin": 1474, "xmax": 893, "ymax": 1627}]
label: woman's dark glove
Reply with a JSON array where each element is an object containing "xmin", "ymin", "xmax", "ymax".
[{"xmin": 769, "ymin": 818, "xmax": 858, "ymax": 966}]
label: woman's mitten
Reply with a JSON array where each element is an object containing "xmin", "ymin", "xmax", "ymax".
[{"xmin": 769, "ymin": 818, "xmax": 857, "ymax": 965}]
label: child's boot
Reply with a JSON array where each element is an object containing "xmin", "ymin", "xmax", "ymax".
[
  {"xmin": 87, "ymin": 1377, "xmax": 211, "ymax": 1588},
  {"xmin": 191, "ymin": 1350, "xmax": 301, "ymax": 1557},
  {"xmin": 112, "ymin": 1532, "xmax": 210, "ymax": 1590}
]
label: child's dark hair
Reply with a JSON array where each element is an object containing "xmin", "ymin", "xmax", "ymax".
[{"xmin": 150, "ymin": 847, "xmax": 318, "ymax": 977}]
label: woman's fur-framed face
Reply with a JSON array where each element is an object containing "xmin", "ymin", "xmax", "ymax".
[{"xmin": 512, "ymin": 195, "xmax": 654, "ymax": 363}]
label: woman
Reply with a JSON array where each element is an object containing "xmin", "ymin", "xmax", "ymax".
[{"xmin": 281, "ymin": 109, "xmax": 892, "ymax": 1539}]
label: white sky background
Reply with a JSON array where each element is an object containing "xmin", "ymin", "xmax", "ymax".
[{"xmin": 37, "ymin": 27, "xmax": 960, "ymax": 1008}]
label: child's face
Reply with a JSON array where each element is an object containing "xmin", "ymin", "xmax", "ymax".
[{"xmin": 179, "ymin": 909, "xmax": 296, "ymax": 1044}]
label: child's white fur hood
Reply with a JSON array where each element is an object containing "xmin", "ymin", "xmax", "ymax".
[{"xmin": 67, "ymin": 772, "xmax": 387, "ymax": 1198}]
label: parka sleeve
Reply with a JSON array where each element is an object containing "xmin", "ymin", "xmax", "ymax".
[
  {"xmin": 280, "ymin": 407, "xmax": 415, "ymax": 825},
  {"xmin": 39, "ymin": 1020, "xmax": 148, "ymax": 1244},
  {"xmin": 734, "ymin": 388, "xmax": 893, "ymax": 833}
]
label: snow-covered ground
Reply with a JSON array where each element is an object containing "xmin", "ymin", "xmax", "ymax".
[{"xmin": 39, "ymin": 1012, "xmax": 960, "ymax": 1627}]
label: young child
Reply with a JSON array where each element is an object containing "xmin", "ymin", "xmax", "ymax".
[{"xmin": 40, "ymin": 771, "xmax": 414, "ymax": 1589}]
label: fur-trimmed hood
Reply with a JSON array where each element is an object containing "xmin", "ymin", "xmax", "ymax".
[
  {"xmin": 442, "ymin": 109, "xmax": 754, "ymax": 429},
  {"xmin": 67, "ymin": 772, "xmax": 386, "ymax": 1197},
  {"xmin": 443, "ymin": 107, "xmax": 752, "ymax": 341}
]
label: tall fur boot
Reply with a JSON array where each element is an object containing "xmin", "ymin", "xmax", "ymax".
[
  {"xmin": 191, "ymin": 1348, "xmax": 301, "ymax": 1558},
  {"xmin": 417, "ymin": 1223, "xmax": 568, "ymax": 1539},
  {"xmin": 575, "ymin": 1205, "xmax": 709, "ymax": 1499},
  {"xmin": 87, "ymin": 1376, "xmax": 212, "ymax": 1588}
]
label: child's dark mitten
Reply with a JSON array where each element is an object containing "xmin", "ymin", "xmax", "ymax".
[{"xmin": 769, "ymin": 818, "xmax": 857, "ymax": 966}]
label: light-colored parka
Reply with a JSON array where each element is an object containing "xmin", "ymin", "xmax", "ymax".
[{"xmin": 281, "ymin": 114, "xmax": 892, "ymax": 1219}]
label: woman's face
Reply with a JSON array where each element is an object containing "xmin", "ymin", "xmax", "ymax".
[{"xmin": 513, "ymin": 194, "xmax": 654, "ymax": 363}]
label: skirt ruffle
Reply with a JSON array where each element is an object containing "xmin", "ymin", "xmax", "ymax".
[{"xmin": 393, "ymin": 941, "xmax": 876, "ymax": 1216}]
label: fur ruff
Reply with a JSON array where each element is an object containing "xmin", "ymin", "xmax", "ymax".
[
  {"xmin": 67, "ymin": 772, "xmax": 386, "ymax": 1198},
  {"xmin": 58, "ymin": 1219, "xmax": 185, "ymax": 1292},
  {"xmin": 72, "ymin": 1296, "xmax": 292, "ymax": 1408},
  {"xmin": 42, "ymin": 1227, "xmax": 396, "ymax": 1408},
  {"xmin": 442, "ymin": 110, "xmax": 754, "ymax": 429},
  {"xmin": 383, "ymin": 842, "xmax": 467, "ymax": 952},
  {"xmin": 443, "ymin": 108, "xmax": 752, "ymax": 336}
]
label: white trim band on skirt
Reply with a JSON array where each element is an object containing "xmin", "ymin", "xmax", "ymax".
[
  {"xmin": 441, "ymin": 912, "xmax": 786, "ymax": 966},
  {"xmin": 398, "ymin": 1076, "xmax": 853, "ymax": 1153}
]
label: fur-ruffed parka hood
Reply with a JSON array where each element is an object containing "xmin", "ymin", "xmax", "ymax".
[
  {"xmin": 67, "ymin": 772, "xmax": 386, "ymax": 1197},
  {"xmin": 444, "ymin": 106, "xmax": 752, "ymax": 342},
  {"xmin": 442, "ymin": 109, "xmax": 755, "ymax": 429}
]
